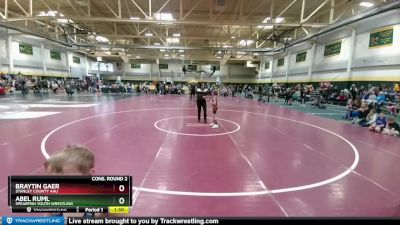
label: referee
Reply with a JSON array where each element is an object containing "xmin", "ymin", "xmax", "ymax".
[{"xmin": 196, "ymin": 83, "xmax": 208, "ymax": 123}]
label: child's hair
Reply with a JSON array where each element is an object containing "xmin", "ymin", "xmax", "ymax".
[
  {"xmin": 387, "ymin": 116, "xmax": 395, "ymax": 122},
  {"xmin": 44, "ymin": 144, "xmax": 95, "ymax": 174}
]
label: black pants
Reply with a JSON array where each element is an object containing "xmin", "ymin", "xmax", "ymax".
[
  {"xmin": 190, "ymin": 92, "xmax": 195, "ymax": 101},
  {"xmin": 197, "ymin": 99, "xmax": 207, "ymax": 122}
]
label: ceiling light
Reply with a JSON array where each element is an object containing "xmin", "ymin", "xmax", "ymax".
[
  {"xmin": 223, "ymin": 45, "xmax": 232, "ymax": 48},
  {"xmin": 154, "ymin": 43, "xmax": 161, "ymax": 45},
  {"xmin": 95, "ymin": 36, "xmax": 109, "ymax": 43},
  {"xmin": 262, "ymin": 17, "xmax": 271, "ymax": 23},
  {"xmin": 178, "ymin": 49, "xmax": 184, "ymax": 52},
  {"xmin": 166, "ymin": 38, "xmax": 179, "ymax": 43},
  {"xmin": 180, "ymin": 54, "xmax": 185, "ymax": 57},
  {"xmin": 145, "ymin": 33, "xmax": 153, "ymax": 37},
  {"xmin": 217, "ymin": 51, "xmax": 221, "ymax": 54},
  {"xmin": 57, "ymin": 18, "xmax": 70, "ymax": 24},
  {"xmin": 359, "ymin": 2, "xmax": 374, "ymax": 7},
  {"xmin": 160, "ymin": 49, "xmax": 166, "ymax": 52},
  {"xmin": 275, "ymin": 17, "xmax": 284, "ymax": 23},
  {"xmin": 130, "ymin": 17, "xmax": 140, "ymax": 20},
  {"xmin": 257, "ymin": 25, "xmax": 273, "ymax": 29},
  {"xmin": 239, "ymin": 40, "xmax": 254, "ymax": 46},
  {"xmin": 164, "ymin": 54, "xmax": 169, "ymax": 57},
  {"xmin": 36, "ymin": 10, "xmax": 56, "ymax": 17},
  {"xmin": 231, "ymin": 36, "xmax": 236, "ymax": 39},
  {"xmin": 38, "ymin": 10, "xmax": 59, "ymax": 17},
  {"xmin": 216, "ymin": 56, "xmax": 222, "ymax": 59},
  {"xmin": 173, "ymin": 33, "xmax": 181, "ymax": 37},
  {"xmin": 136, "ymin": 56, "xmax": 140, "ymax": 58},
  {"xmin": 96, "ymin": 57, "xmax": 102, "ymax": 62},
  {"xmin": 155, "ymin": 13, "xmax": 174, "ymax": 21}
]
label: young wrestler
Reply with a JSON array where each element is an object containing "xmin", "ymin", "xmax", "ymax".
[{"xmin": 210, "ymin": 90, "xmax": 219, "ymax": 129}]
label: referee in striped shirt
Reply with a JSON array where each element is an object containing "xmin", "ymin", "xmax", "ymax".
[{"xmin": 196, "ymin": 83, "xmax": 208, "ymax": 123}]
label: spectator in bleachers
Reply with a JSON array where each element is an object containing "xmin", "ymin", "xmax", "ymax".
[
  {"xmin": 365, "ymin": 91, "xmax": 376, "ymax": 105},
  {"xmin": 351, "ymin": 102, "xmax": 370, "ymax": 124},
  {"xmin": 300, "ymin": 86, "xmax": 306, "ymax": 106},
  {"xmin": 382, "ymin": 116, "xmax": 400, "ymax": 137},
  {"xmin": 284, "ymin": 88, "xmax": 293, "ymax": 105},
  {"xmin": 394, "ymin": 83, "xmax": 400, "ymax": 93},
  {"xmin": 369, "ymin": 111, "xmax": 387, "ymax": 133},
  {"xmin": 350, "ymin": 85, "xmax": 358, "ymax": 101},
  {"xmin": 358, "ymin": 108, "xmax": 377, "ymax": 127},
  {"xmin": 375, "ymin": 91, "xmax": 386, "ymax": 110},
  {"xmin": 344, "ymin": 98, "xmax": 359, "ymax": 120},
  {"xmin": 231, "ymin": 85, "xmax": 236, "ymax": 97},
  {"xmin": 388, "ymin": 101, "xmax": 399, "ymax": 116},
  {"xmin": 336, "ymin": 90, "xmax": 346, "ymax": 103}
]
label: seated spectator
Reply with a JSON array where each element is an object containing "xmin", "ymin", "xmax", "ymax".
[
  {"xmin": 51, "ymin": 82, "xmax": 58, "ymax": 94},
  {"xmin": 0, "ymin": 83, "xmax": 5, "ymax": 95},
  {"xmin": 394, "ymin": 83, "xmax": 399, "ymax": 93},
  {"xmin": 351, "ymin": 102, "xmax": 370, "ymax": 124},
  {"xmin": 387, "ymin": 101, "xmax": 399, "ymax": 116},
  {"xmin": 369, "ymin": 112, "xmax": 387, "ymax": 133},
  {"xmin": 382, "ymin": 116, "xmax": 400, "ymax": 137},
  {"xmin": 344, "ymin": 99, "xmax": 360, "ymax": 120},
  {"xmin": 336, "ymin": 91, "xmax": 346, "ymax": 102},
  {"xmin": 365, "ymin": 91, "xmax": 376, "ymax": 105},
  {"xmin": 359, "ymin": 109, "xmax": 377, "ymax": 127},
  {"xmin": 375, "ymin": 91, "xmax": 386, "ymax": 109}
]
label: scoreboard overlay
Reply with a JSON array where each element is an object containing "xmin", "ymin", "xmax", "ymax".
[{"xmin": 8, "ymin": 176, "xmax": 132, "ymax": 213}]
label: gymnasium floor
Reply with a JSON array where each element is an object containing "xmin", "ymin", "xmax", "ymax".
[{"xmin": 1, "ymin": 93, "xmax": 400, "ymax": 217}]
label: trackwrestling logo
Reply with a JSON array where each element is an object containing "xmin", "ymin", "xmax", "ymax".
[{"xmin": 2, "ymin": 217, "xmax": 64, "ymax": 225}]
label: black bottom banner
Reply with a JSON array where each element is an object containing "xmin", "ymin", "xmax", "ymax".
[{"xmin": 66, "ymin": 217, "xmax": 400, "ymax": 225}]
